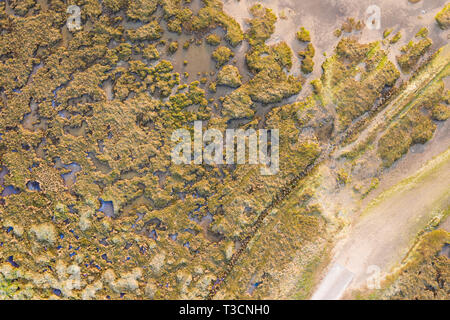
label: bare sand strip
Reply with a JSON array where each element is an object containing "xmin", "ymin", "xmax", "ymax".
[{"xmin": 313, "ymin": 148, "xmax": 450, "ymax": 299}]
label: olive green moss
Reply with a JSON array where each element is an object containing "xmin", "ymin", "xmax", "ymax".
[
  {"xmin": 383, "ymin": 28, "xmax": 393, "ymax": 39},
  {"xmin": 415, "ymin": 27, "xmax": 429, "ymax": 39},
  {"xmin": 296, "ymin": 27, "xmax": 311, "ymax": 42},
  {"xmin": 126, "ymin": 20, "xmax": 163, "ymax": 42},
  {"xmin": 127, "ymin": 0, "xmax": 158, "ymax": 22},
  {"xmin": 299, "ymin": 43, "xmax": 315, "ymax": 74},
  {"xmin": 301, "ymin": 56, "xmax": 314, "ymax": 74},
  {"xmin": 435, "ymin": 3, "xmax": 450, "ymax": 30},
  {"xmin": 167, "ymin": 41, "xmax": 179, "ymax": 54},
  {"xmin": 397, "ymin": 37, "xmax": 432, "ymax": 73},
  {"xmin": 190, "ymin": 0, "xmax": 244, "ymax": 46},
  {"xmin": 324, "ymin": 39, "xmax": 400, "ymax": 129},
  {"xmin": 378, "ymin": 108, "xmax": 436, "ymax": 167},
  {"xmin": 389, "ymin": 32, "xmax": 402, "ymax": 44},
  {"xmin": 380, "ymin": 229, "xmax": 449, "ymax": 299},
  {"xmin": 216, "ymin": 65, "xmax": 242, "ymax": 88},
  {"xmin": 142, "ymin": 44, "xmax": 160, "ymax": 61},
  {"xmin": 245, "ymin": 4, "xmax": 277, "ymax": 48},
  {"xmin": 211, "ymin": 46, "xmax": 234, "ymax": 67},
  {"xmin": 206, "ymin": 33, "xmax": 221, "ymax": 46}
]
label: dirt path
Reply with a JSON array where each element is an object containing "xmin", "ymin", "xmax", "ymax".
[{"xmin": 312, "ymin": 149, "xmax": 450, "ymax": 299}]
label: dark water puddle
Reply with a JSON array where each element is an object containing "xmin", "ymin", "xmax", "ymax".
[
  {"xmin": 191, "ymin": 211, "xmax": 225, "ymax": 243},
  {"xmin": 169, "ymin": 233, "xmax": 178, "ymax": 241},
  {"xmin": 1, "ymin": 185, "xmax": 20, "ymax": 197},
  {"xmin": 248, "ymin": 281, "xmax": 262, "ymax": 295},
  {"xmin": 7, "ymin": 256, "xmax": 19, "ymax": 268},
  {"xmin": 59, "ymin": 162, "xmax": 82, "ymax": 186},
  {"xmin": 52, "ymin": 289, "xmax": 62, "ymax": 297},
  {"xmin": 439, "ymin": 243, "xmax": 450, "ymax": 258},
  {"xmin": 22, "ymin": 100, "xmax": 48, "ymax": 131},
  {"xmin": 87, "ymin": 152, "xmax": 111, "ymax": 174},
  {"xmin": 0, "ymin": 166, "xmax": 9, "ymax": 185},
  {"xmin": 26, "ymin": 181, "xmax": 41, "ymax": 191},
  {"xmin": 122, "ymin": 195, "xmax": 152, "ymax": 215},
  {"xmin": 64, "ymin": 120, "xmax": 88, "ymax": 137},
  {"xmin": 58, "ymin": 110, "xmax": 71, "ymax": 119},
  {"xmin": 98, "ymin": 198, "xmax": 115, "ymax": 217},
  {"xmin": 28, "ymin": 162, "xmax": 39, "ymax": 172}
]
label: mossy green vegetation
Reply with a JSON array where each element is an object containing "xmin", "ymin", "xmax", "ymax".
[
  {"xmin": 298, "ymin": 41, "xmax": 315, "ymax": 75},
  {"xmin": 211, "ymin": 46, "xmax": 234, "ymax": 67},
  {"xmin": 378, "ymin": 108, "xmax": 436, "ymax": 167},
  {"xmin": 126, "ymin": 20, "xmax": 163, "ymax": 42},
  {"xmin": 127, "ymin": 0, "xmax": 158, "ymax": 22},
  {"xmin": 377, "ymin": 78, "xmax": 448, "ymax": 167},
  {"xmin": 372, "ymin": 222, "xmax": 449, "ymax": 300},
  {"xmin": 415, "ymin": 27, "xmax": 429, "ymax": 39},
  {"xmin": 0, "ymin": 0, "xmax": 309, "ymax": 299},
  {"xmin": 245, "ymin": 4, "xmax": 277, "ymax": 47},
  {"xmin": 435, "ymin": 3, "xmax": 450, "ymax": 30},
  {"xmin": 389, "ymin": 31, "xmax": 402, "ymax": 44},
  {"xmin": 168, "ymin": 41, "xmax": 179, "ymax": 54},
  {"xmin": 220, "ymin": 4, "xmax": 302, "ymax": 120},
  {"xmin": 397, "ymin": 37, "xmax": 432, "ymax": 73},
  {"xmin": 190, "ymin": 0, "xmax": 243, "ymax": 46},
  {"xmin": 336, "ymin": 168, "xmax": 351, "ymax": 185},
  {"xmin": 301, "ymin": 56, "xmax": 314, "ymax": 74},
  {"xmin": 383, "ymin": 28, "xmax": 393, "ymax": 39},
  {"xmin": 142, "ymin": 44, "xmax": 160, "ymax": 61},
  {"xmin": 321, "ymin": 38, "xmax": 400, "ymax": 130},
  {"xmin": 205, "ymin": 33, "xmax": 221, "ymax": 46},
  {"xmin": 216, "ymin": 65, "xmax": 242, "ymax": 88},
  {"xmin": 296, "ymin": 27, "xmax": 311, "ymax": 42}
]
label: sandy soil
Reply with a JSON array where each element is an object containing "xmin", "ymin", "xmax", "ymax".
[{"xmin": 313, "ymin": 148, "xmax": 450, "ymax": 298}]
